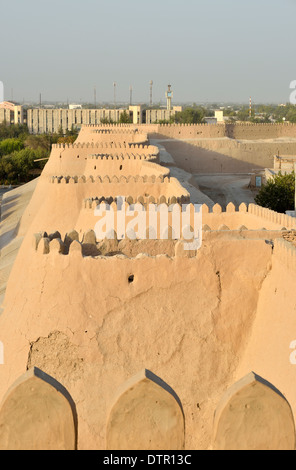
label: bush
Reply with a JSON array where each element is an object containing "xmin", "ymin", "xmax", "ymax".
[
  {"xmin": 0, "ymin": 122, "xmax": 28, "ymax": 139},
  {"xmin": 0, "ymin": 148, "xmax": 48, "ymax": 183},
  {"xmin": 0, "ymin": 124, "xmax": 53, "ymax": 183},
  {"xmin": 0, "ymin": 138, "xmax": 24, "ymax": 156},
  {"xmin": 255, "ymin": 172, "xmax": 295, "ymax": 213}
]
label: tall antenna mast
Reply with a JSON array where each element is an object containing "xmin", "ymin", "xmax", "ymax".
[
  {"xmin": 94, "ymin": 86, "xmax": 96, "ymax": 108},
  {"xmin": 113, "ymin": 82, "xmax": 116, "ymax": 109},
  {"xmin": 249, "ymin": 96, "xmax": 252, "ymax": 119},
  {"xmin": 130, "ymin": 85, "xmax": 133, "ymax": 106},
  {"xmin": 150, "ymin": 80, "xmax": 153, "ymax": 106}
]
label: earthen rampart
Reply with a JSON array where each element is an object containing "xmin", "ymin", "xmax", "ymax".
[
  {"xmin": 153, "ymin": 122, "xmax": 296, "ymax": 141},
  {"xmin": 2, "ymin": 124, "xmax": 296, "ymax": 450}
]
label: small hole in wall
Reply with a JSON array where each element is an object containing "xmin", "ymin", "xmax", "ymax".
[
  {"xmin": 128, "ymin": 274, "xmax": 134, "ymax": 284},
  {"xmin": 120, "ymin": 165, "xmax": 123, "ymax": 170}
]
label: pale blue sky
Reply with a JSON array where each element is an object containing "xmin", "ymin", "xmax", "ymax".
[{"xmin": 1, "ymin": 0, "xmax": 296, "ymax": 104}]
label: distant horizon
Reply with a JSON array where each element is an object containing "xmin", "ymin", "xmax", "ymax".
[
  {"xmin": 4, "ymin": 99, "xmax": 292, "ymax": 108},
  {"xmin": 2, "ymin": 83, "xmax": 295, "ymax": 108},
  {"xmin": 3, "ymin": 93, "xmax": 294, "ymax": 107}
]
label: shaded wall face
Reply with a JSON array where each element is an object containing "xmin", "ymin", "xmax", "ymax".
[{"xmin": 235, "ymin": 239, "xmax": 296, "ymax": 433}]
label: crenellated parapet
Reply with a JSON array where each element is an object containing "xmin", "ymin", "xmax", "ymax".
[
  {"xmin": 83, "ymin": 193, "xmax": 190, "ymax": 209},
  {"xmin": 155, "ymin": 121, "xmax": 296, "ymax": 141},
  {"xmin": 157, "ymin": 122, "xmax": 296, "ymax": 129},
  {"xmin": 52, "ymin": 142, "xmax": 158, "ymax": 151},
  {"xmin": 89, "ymin": 152, "xmax": 158, "ymax": 161},
  {"xmin": 199, "ymin": 202, "xmax": 296, "ymax": 231},
  {"xmin": 248, "ymin": 203, "xmax": 296, "ymax": 229},
  {"xmin": 49, "ymin": 174, "xmax": 172, "ymax": 184},
  {"xmin": 158, "ymin": 122, "xmax": 226, "ymax": 128},
  {"xmin": 32, "ymin": 228, "xmax": 198, "ymax": 259},
  {"xmin": 82, "ymin": 124, "xmax": 141, "ymax": 131}
]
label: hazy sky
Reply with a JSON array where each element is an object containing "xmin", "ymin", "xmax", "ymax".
[{"xmin": 1, "ymin": 0, "xmax": 296, "ymax": 104}]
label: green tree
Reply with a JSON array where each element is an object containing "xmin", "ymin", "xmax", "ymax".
[
  {"xmin": 237, "ymin": 107, "xmax": 254, "ymax": 121},
  {"xmin": 100, "ymin": 117, "xmax": 114, "ymax": 124},
  {"xmin": 57, "ymin": 135, "xmax": 77, "ymax": 144},
  {"xmin": 0, "ymin": 122, "xmax": 29, "ymax": 140},
  {"xmin": 173, "ymin": 107, "xmax": 205, "ymax": 124},
  {"xmin": 65, "ymin": 125, "xmax": 78, "ymax": 137},
  {"xmin": 255, "ymin": 172, "xmax": 295, "ymax": 213},
  {"xmin": 24, "ymin": 134, "xmax": 52, "ymax": 152},
  {"xmin": 119, "ymin": 111, "xmax": 132, "ymax": 124},
  {"xmin": 0, "ymin": 138, "xmax": 24, "ymax": 156},
  {"xmin": 0, "ymin": 148, "xmax": 48, "ymax": 184}
]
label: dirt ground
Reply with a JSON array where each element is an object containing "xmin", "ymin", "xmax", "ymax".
[{"xmin": 192, "ymin": 174, "xmax": 256, "ymax": 210}]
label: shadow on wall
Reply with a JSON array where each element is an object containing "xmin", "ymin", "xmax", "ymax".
[
  {"xmin": 0, "ymin": 368, "xmax": 295, "ymax": 450},
  {"xmin": 152, "ymin": 137, "xmax": 266, "ymax": 174}
]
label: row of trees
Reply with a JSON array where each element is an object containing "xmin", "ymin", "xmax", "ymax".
[
  {"xmin": 100, "ymin": 111, "xmax": 133, "ymax": 124},
  {"xmin": 158, "ymin": 103, "xmax": 296, "ymax": 124},
  {"xmin": 154, "ymin": 107, "xmax": 207, "ymax": 124},
  {"xmin": 222, "ymin": 103, "xmax": 296, "ymax": 123},
  {"xmin": 0, "ymin": 123, "xmax": 78, "ymax": 185}
]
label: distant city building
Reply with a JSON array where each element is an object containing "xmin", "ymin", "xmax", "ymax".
[
  {"xmin": 215, "ymin": 110, "xmax": 224, "ymax": 122},
  {"xmin": 26, "ymin": 107, "xmax": 129, "ymax": 133},
  {"xmin": 145, "ymin": 106, "xmax": 183, "ymax": 124},
  {"xmin": 69, "ymin": 104, "xmax": 82, "ymax": 110},
  {"xmin": 0, "ymin": 101, "xmax": 25, "ymax": 125},
  {"xmin": 250, "ymin": 154, "xmax": 296, "ymax": 190},
  {"xmin": 129, "ymin": 105, "xmax": 144, "ymax": 124},
  {"xmin": 0, "ymin": 85, "xmax": 185, "ymax": 132},
  {"xmin": 0, "ymin": 104, "xmax": 185, "ymax": 133},
  {"xmin": 204, "ymin": 110, "xmax": 224, "ymax": 125}
]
